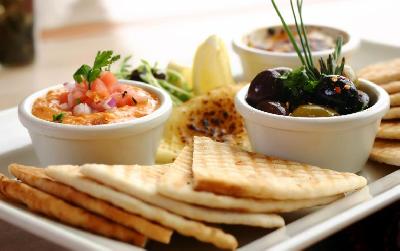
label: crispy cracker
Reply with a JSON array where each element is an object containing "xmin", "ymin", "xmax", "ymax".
[
  {"xmin": 0, "ymin": 173, "xmax": 147, "ymax": 247},
  {"xmin": 377, "ymin": 121, "xmax": 400, "ymax": 139},
  {"xmin": 8, "ymin": 164, "xmax": 172, "ymax": 244},
  {"xmin": 45, "ymin": 165, "xmax": 238, "ymax": 250},
  {"xmin": 156, "ymin": 84, "xmax": 250, "ymax": 163},
  {"xmin": 192, "ymin": 137, "xmax": 367, "ymax": 200},
  {"xmin": 370, "ymin": 139, "xmax": 400, "ymax": 166},
  {"xmin": 390, "ymin": 93, "xmax": 400, "ymax": 107},
  {"xmin": 381, "ymin": 81, "xmax": 400, "ymax": 94},
  {"xmin": 358, "ymin": 58, "xmax": 400, "ymax": 85},
  {"xmin": 158, "ymin": 146, "xmax": 342, "ymax": 213},
  {"xmin": 80, "ymin": 163, "xmax": 284, "ymax": 228},
  {"xmin": 383, "ymin": 107, "xmax": 400, "ymax": 120}
]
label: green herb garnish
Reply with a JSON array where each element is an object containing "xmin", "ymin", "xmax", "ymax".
[
  {"xmin": 52, "ymin": 113, "xmax": 65, "ymax": 123},
  {"xmin": 271, "ymin": 0, "xmax": 345, "ymax": 98},
  {"xmin": 73, "ymin": 51, "xmax": 120, "ymax": 88},
  {"xmin": 114, "ymin": 55, "xmax": 132, "ymax": 79}
]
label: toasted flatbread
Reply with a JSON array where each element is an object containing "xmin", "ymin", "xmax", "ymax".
[
  {"xmin": 45, "ymin": 165, "xmax": 238, "ymax": 250},
  {"xmin": 0, "ymin": 173, "xmax": 147, "ymax": 247},
  {"xmin": 158, "ymin": 146, "xmax": 342, "ymax": 213},
  {"xmin": 383, "ymin": 107, "xmax": 400, "ymax": 120},
  {"xmin": 377, "ymin": 121, "xmax": 400, "ymax": 139},
  {"xmin": 370, "ymin": 139, "xmax": 400, "ymax": 166},
  {"xmin": 390, "ymin": 93, "xmax": 400, "ymax": 107},
  {"xmin": 358, "ymin": 58, "xmax": 400, "ymax": 85},
  {"xmin": 381, "ymin": 81, "xmax": 400, "ymax": 94},
  {"xmin": 156, "ymin": 84, "xmax": 250, "ymax": 163},
  {"xmin": 8, "ymin": 164, "xmax": 172, "ymax": 244},
  {"xmin": 192, "ymin": 137, "xmax": 367, "ymax": 200},
  {"xmin": 80, "ymin": 163, "xmax": 284, "ymax": 228}
]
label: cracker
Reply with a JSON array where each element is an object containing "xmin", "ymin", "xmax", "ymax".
[
  {"xmin": 192, "ymin": 137, "xmax": 367, "ymax": 200},
  {"xmin": 381, "ymin": 81, "xmax": 400, "ymax": 94},
  {"xmin": 383, "ymin": 107, "xmax": 400, "ymax": 120},
  {"xmin": 80, "ymin": 163, "xmax": 284, "ymax": 228},
  {"xmin": 377, "ymin": 121, "xmax": 400, "ymax": 139},
  {"xmin": 370, "ymin": 139, "xmax": 400, "ymax": 166},
  {"xmin": 358, "ymin": 58, "xmax": 400, "ymax": 85},
  {"xmin": 45, "ymin": 165, "xmax": 238, "ymax": 250},
  {"xmin": 158, "ymin": 146, "xmax": 342, "ymax": 213},
  {"xmin": 8, "ymin": 164, "xmax": 172, "ymax": 244},
  {"xmin": 0, "ymin": 173, "xmax": 147, "ymax": 247},
  {"xmin": 157, "ymin": 84, "xmax": 250, "ymax": 163},
  {"xmin": 390, "ymin": 93, "xmax": 400, "ymax": 107}
]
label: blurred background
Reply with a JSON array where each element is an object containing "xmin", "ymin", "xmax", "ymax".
[{"xmin": 0, "ymin": 0, "xmax": 399, "ymax": 109}]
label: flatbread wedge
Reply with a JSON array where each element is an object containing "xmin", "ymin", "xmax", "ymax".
[
  {"xmin": 390, "ymin": 93, "xmax": 400, "ymax": 107},
  {"xmin": 370, "ymin": 139, "xmax": 400, "ymax": 166},
  {"xmin": 45, "ymin": 165, "xmax": 238, "ymax": 250},
  {"xmin": 0, "ymin": 173, "xmax": 147, "ymax": 247},
  {"xmin": 358, "ymin": 58, "xmax": 400, "ymax": 85},
  {"xmin": 192, "ymin": 137, "xmax": 367, "ymax": 200},
  {"xmin": 383, "ymin": 107, "xmax": 400, "ymax": 120},
  {"xmin": 80, "ymin": 163, "xmax": 284, "ymax": 228},
  {"xmin": 8, "ymin": 163, "xmax": 172, "ymax": 244},
  {"xmin": 158, "ymin": 146, "xmax": 342, "ymax": 213},
  {"xmin": 377, "ymin": 121, "xmax": 400, "ymax": 139},
  {"xmin": 381, "ymin": 81, "xmax": 400, "ymax": 94},
  {"xmin": 157, "ymin": 84, "xmax": 250, "ymax": 163}
]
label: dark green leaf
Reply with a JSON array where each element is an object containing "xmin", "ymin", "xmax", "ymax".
[
  {"xmin": 73, "ymin": 64, "xmax": 91, "ymax": 83},
  {"xmin": 52, "ymin": 113, "xmax": 65, "ymax": 123}
]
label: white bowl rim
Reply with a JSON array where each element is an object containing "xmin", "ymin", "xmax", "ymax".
[
  {"xmin": 18, "ymin": 79, "xmax": 173, "ymax": 133},
  {"xmin": 235, "ymin": 78, "xmax": 390, "ymax": 129},
  {"xmin": 233, "ymin": 24, "xmax": 360, "ymax": 58}
]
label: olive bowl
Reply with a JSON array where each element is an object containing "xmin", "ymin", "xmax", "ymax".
[{"xmin": 235, "ymin": 79, "xmax": 389, "ymax": 173}]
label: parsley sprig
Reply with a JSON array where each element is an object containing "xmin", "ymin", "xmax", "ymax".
[
  {"xmin": 73, "ymin": 51, "xmax": 120, "ymax": 88},
  {"xmin": 52, "ymin": 113, "xmax": 65, "ymax": 123}
]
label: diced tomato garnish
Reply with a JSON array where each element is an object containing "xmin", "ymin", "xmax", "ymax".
[
  {"xmin": 76, "ymin": 81, "xmax": 88, "ymax": 92},
  {"xmin": 91, "ymin": 79, "xmax": 109, "ymax": 97},
  {"xmin": 59, "ymin": 92, "xmax": 68, "ymax": 104},
  {"xmin": 100, "ymin": 72, "xmax": 118, "ymax": 91}
]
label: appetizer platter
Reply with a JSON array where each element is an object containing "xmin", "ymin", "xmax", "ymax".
[{"xmin": 0, "ymin": 1, "xmax": 400, "ymax": 250}]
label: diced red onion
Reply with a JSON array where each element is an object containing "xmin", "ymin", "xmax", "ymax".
[
  {"xmin": 73, "ymin": 103, "xmax": 92, "ymax": 115},
  {"xmin": 63, "ymin": 82, "xmax": 76, "ymax": 91},
  {"xmin": 59, "ymin": 103, "xmax": 69, "ymax": 110},
  {"xmin": 102, "ymin": 97, "xmax": 116, "ymax": 110}
]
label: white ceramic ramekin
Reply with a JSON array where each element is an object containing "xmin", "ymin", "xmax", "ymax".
[
  {"xmin": 233, "ymin": 25, "xmax": 360, "ymax": 81},
  {"xmin": 18, "ymin": 80, "xmax": 172, "ymax": 166},
  {"xmin": 235, "ymin": 79, "xmax": 389, "ymax": 173}
]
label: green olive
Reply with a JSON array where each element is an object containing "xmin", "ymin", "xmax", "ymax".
[{"xmin": 290, "ymin": 105, "xmax": 338, "ymax": 117}]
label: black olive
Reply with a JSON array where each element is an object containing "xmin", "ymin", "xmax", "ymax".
[
  {"xmin": 357, "ymin": 90, "xmax": 370, "ymax": 110},
  {"xmin": 151, "ymin": 69, "xmax": 166, "ymax": 80},
  {"xmin": 255, "ymin": 100, "xmax": 288, "ymax": 116},
  {"xmin": 246, "ymin": 68, "xmax": 289, "ymax": 107},
  {"xmin": 314, "ymin": 75, "xmax": 367, "ymax": 114},
  {"xmin": 130, "ymin": 69, "xmax": 142, "ymax": 82}
]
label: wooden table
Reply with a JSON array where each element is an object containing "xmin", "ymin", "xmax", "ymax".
[{"xmin": 0, "ymin": 0, "xmax": 398, "ymax": 250}]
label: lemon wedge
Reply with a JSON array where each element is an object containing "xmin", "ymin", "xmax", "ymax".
[{"xmin": 192, "ymin": 35, "xmax": 235, "ymax": 95}]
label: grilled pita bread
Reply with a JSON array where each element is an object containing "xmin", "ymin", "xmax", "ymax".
[
  {"xmin": 358, "ymin": 58, "xmax": 400, "ymax": 85},
  {"xmin": 383, "ymin": 107, "xmax": 400, "ymax": 120},
  {"xmin": 370, "ymin": 139, "xmax": 400, "ymax": 166},
  {"xmin": 158, "ymin": 146, "xmax": 342, "ymax": 213},
  {"xmin": 45, "ymin": 165, "xmax": 238, "ymax": 250},
  {"xmin": 8, "ymin": 163, "xmax": 172, "ymax": 244},
  {"xmin": 80, "ymin": 163, "xmax": 284, "ymax": 228},
  {"xmin": 390, "ymin": 93, "xmax": 400, "ymax": 107},
  {"xmin": 156, "ymin": 84, "xmax": 250, "ymax": 163},
  {"xmin": 192, "ymin": 137, "xmax": 367, "ymax": 200},
  {"xmin": 381, "ymin": 81, "xmax": 400, "ymax": 94},
  {"xmin": 0, "ymin": 173, "xmax": 147, "ymax": 247},
  {"xmin": 377, "ymin": 121, "xmax": 400, "ymax": 139}
]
